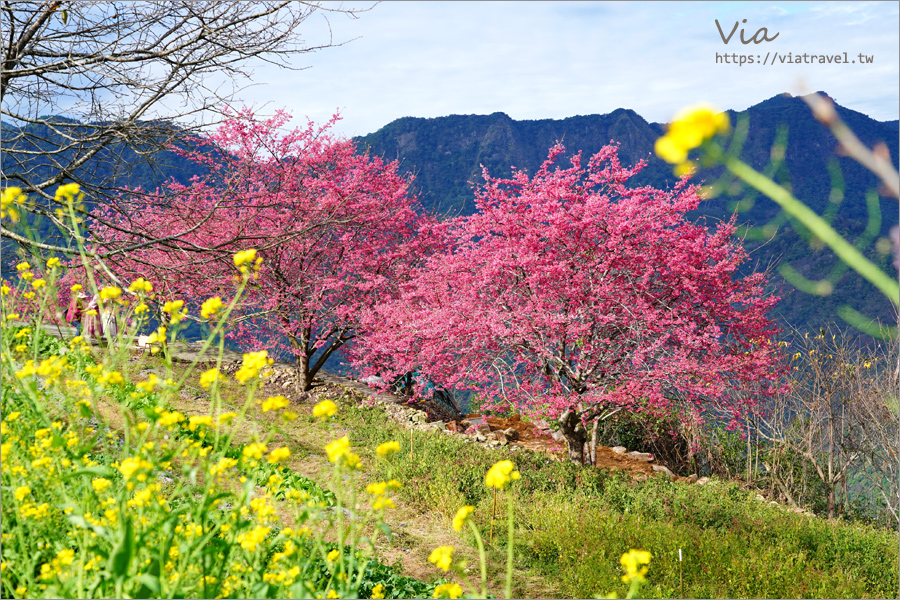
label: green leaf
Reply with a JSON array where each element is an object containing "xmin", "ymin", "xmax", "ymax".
[
  {"xmin": 109, "ymin": 516, "xmax": 135, "ymax": 578},
  {"xmin": 133, "ymin": 567, "xmax": 161, "ymax": 599},
  {"xmin": 250, "ymin": 581, "xmax": 275, "ymax": 599},
  {"xmin": 64, "ymin": 465, "xmax": 115, "ymax": 480},
  {"xmin": 66, "ymin": 514, "xmax": 108, "ymax": 538},
  {"xmin": 376, "ymin": 522, "xmax": 392, "ymax": 538}
]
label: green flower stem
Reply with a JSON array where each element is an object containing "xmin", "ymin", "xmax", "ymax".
[
  {"xmin": 468, "ymin": 520, "xmax": 489, "ymax": 599},
  {"xmin": 505, "ymin": 492, "xmax": 514, "ymax": 599},
  {"xmin": 718, "ymin": 150, "xmax": 899, "ymax": 305}
]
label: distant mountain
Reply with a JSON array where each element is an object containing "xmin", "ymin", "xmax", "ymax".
[
  {"xmin": 0, "ymin": 117, "xmax": 209, "ymax": 194},
  {"xmin": 1, "ymin": 118, "xmax": 213, "ymax": 264},
  {"xmin": 354, "ymin": 93, "xmax": 899, "ymax": 337},
  {"xmin": 3, "ymin": 93, "xmax": 897, "ymax": 338}
]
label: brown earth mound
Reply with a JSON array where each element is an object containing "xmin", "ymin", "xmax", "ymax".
[{"xmin": 468, "ymin": 414, "xmax": 667, "ymax": 480}]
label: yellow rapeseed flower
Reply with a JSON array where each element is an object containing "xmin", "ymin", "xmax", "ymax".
[
  {"xmin": 655, "ymin": 103, "xmax": 730, "ymax": 172},
  {"xmin": 235, "ymin": 350, "xmax": 271, "ymax": 384},
  {"xmin": 201, "ymin": 296, "xmax": 223, "ymax": 319},
  {"xmin": 14, "ymin": 486, "xmax": 31, "ymax": 502},
  {"xmin": 99, "ymin": 286, "xmax": 121, "ymax": 302},
  {"xmin": 325, "ymin": 436, "xmax": 351, "ymax": 464},
  {"xmin": 55, "ymin": 183, "xmax": 81, "ymax": 200},
  {"xmin": 312, "ymin": 399, "xmax": 337, "ymax": 419},
  {"xmin": 162, "ymin": 299, "xmax": 186, "ymax": 324},
  {"xmin": 371, "ymin": 584, "xmax": 386, "ymax": 599},
  {"xmin": 620, "ymin": 549, "xmax": 652, "ymax": 584},
  {"xmin": 432, "ymin": 583, "xmax": 463, "ymax": 599},
  {"xmin": 233, "ymin": 249, "xmax": 257, "ymax": 267},
  {"xmin": 366, "ymin": 481, "xmax": 388, "ymax": 496},
  {"xmin": 237, "ymin": 525, "xmax": 270, "ymax": 552},
  {"xmin": 452, "ymin": 505, "xmax": 475, "ymax": 532},
  {"xmin": 117, "ymin": 456, "xmax": 153, "ymax": 481},
  {"xmin": 327, "ymin": 549, "xmax": 340, "ymax": 562},
  {"xmin": 136, "ymin": 373, "xmax": 162, "ymax": 393},
  {"xmin": 127, "ymin": 278, "xmax": 153, "ymax": 294},
  {"xmin": 376, "ymin": 440, "xmax": 401, "ymax": 457},
  {"xmin": 242, "ymin": 442, "xmax": 268, "ymax": 461},
  {"xmin": 484, "ymin": 460, "xmax": 520, "ymax": 490},
  {"xmin": 47, "ymin": 258, "xmax": 60, "ymax": 269},
  {"xmin": 188, "ymin": 416, "xmax": 214, "ymax": 431},
  {"xmin": 70, "ymin": 284, "xmax": 82, "ymax": 293},
  {"xmin": 217, "ymin": 412, "xmax": 238, "ymax": 426},
  {"xmin": 261, "ymin": 395, "xmax": 289, "ymax": 412},
  {"xmin": 98, "ymin": 370, "xmax": 125, "ymax": 386},
  {"xmin": 372, "ymin": 496, "xmax": 394, "ymax": 510},
  {"xmin": 1, "ymin": 187, "xmax": 26, "ymax": 222},
  {"xmin": 199, "ymin": 368, "xmax": 221, "ymax": 390},
  {"xmin": 92, "ymin": 478, "xmax": 112, "ymax": 493},
  {"xmin": 157, "ymin": 410, "xmax": 185, "ymax": 427},
  {"xmin": 266, "ymin": 447, "xmax": 291, "ymax": 464},
  {"xmin": 428, "ymin": 546, "xmax": 454, "ymax": 572}
]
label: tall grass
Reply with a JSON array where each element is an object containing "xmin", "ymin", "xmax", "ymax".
[{"xmin": 336, "ymin": 402, "xmax": 900, "ymax": 598}]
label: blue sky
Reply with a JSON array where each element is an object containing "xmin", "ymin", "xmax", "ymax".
[{"xmin": 230, "ymin": 1, "xmax": 899, "ymax": 137}]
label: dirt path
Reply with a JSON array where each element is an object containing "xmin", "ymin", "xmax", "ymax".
[{"xmin": 104, "ymin": 355, "xmax": 559, "ymax": 598}]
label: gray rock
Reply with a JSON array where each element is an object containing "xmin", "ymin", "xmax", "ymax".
[
  {"xmin": 652, "ymin": 464, "xmax": 675, "ymax": 478},
  {"xmin": 502, "ymin": 427, "xmax": 519, "ymax": 441},
  {"xmin": 611, "ymin": 446, "xmax": 627, "ymax": 454},
  {"xmin": 696, "ymin": 477, "xmax": 710, "ymax": 485},
  {"xmin": 626, "ymin": 451, "xmax": 654, "ymax": 462},
  {"xmin": 491, "ymin": 430, "xmax": 509, "ymax": 442}
]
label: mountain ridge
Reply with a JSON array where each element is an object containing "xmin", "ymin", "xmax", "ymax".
[
  {"xmin": 353, "ymin": 92, "xmax": 898, "ymax": 336},
  {"xmin": 2, "ymin": 92, "xmax": 897, "ymax": 337}
]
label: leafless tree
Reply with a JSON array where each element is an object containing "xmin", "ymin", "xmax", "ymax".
[
  {"xmin": 757, "ymin": 326, "xmax": 899, "ymax": 522},
  {"xmin": 1, "ymin": 0, "xmax": 371, "ymax": 255}
]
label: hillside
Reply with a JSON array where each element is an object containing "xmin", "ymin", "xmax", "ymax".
[{"xmin": 3, "ymin": 316, "xmax": 897, "ymax": 598}]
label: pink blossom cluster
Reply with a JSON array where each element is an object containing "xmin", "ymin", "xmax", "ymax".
[{"xmin": 351, "ymin": 143, "xmax": 786, "ymax": 429}]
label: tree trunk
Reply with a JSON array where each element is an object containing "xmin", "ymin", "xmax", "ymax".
[
  {"xmin": 287, "ymin": 331, "xmax": 314, "ymax": 393},
  {"xmin": 589, "ymin": 419, "xmax": 599, "ymax": 467},
  {"xmin": 558, "ymin": 409, "xmax": 587, "ymax": 464},
  {"xmin": 296, "ymin": 352, "xmax": 313, "ymax": 392}
]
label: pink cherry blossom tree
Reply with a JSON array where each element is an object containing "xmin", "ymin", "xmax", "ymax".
[
  {"xmin": 91, "ymin": 109, "xmax": 426, "ymax": 391},
  {"xmin": 353, "ymin": 143, "xmax": 787, "ymax": 463}
]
